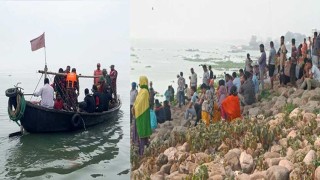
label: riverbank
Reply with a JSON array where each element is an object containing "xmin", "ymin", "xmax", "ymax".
[{"xmin": 131, "ymin": 80, "xmax": 320, "ymax": 180}]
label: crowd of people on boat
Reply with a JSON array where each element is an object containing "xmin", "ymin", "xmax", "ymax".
[
  {"xmin": 33, "ymin": 63, "xmax": 118, "ymax": 113},
  {"xmin": 130, "ymin": 32, "xmax": 320, "ymax": 155}
]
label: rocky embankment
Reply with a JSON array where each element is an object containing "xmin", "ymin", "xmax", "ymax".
[{"xmin": 131, "ymin": 81, "xmax": 320, "ymax": 180}]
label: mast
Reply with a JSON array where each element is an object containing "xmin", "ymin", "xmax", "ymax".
[{"xmin": 44, "ymin": 47, "xmax": 47, "ymax": 79}]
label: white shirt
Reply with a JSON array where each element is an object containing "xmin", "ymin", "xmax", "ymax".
[
  {"xmin": 311, "ymin": 65, "xmax": 320, "ymax": 81},
  {"xmin": 34, "ymin": 84, "xmax": 54, "ymax": 108},
  {"xmin": 130, "ymin": 89, "xmax": 138, "ymax": 105},
  {"xmin": 190, "ymin": 73, "xmax": 197, "ymax": 87},
  {"xmin": 233, "ymin": 77, "xmax": 241, "ymax": 92},
  {"xmin": 203, "ymin": 71, "xmax": 210, "ymax": 85}
]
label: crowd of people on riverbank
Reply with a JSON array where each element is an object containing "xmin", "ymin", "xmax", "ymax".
[
  {"xmin": 131, "ymin": 32, "xmax": 320, "ymax": 156},
  {"xmin": 33, "ymin": 63, "xmax": 118, "ymax": 113}
]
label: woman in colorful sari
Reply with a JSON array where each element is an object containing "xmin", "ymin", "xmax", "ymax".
[
  {"xmin": 201, "ymin": 90, "xmax": 214, "ymax": 126},
  {"xmin": 132, "ymin": 76, "xmax": 152, "ymax": 155},
  {"xmin": 221, "ymin": 85, "xmax": 241, "ymax": 122}
]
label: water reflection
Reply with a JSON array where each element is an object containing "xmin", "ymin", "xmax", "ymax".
[{"xmin": 3, "ymin": 110, "xmax": 124, "ymax": 179}]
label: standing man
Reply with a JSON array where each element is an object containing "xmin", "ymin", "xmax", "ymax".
[
  {"xmin": 33, "ymin": 78, "xmax": 54, "ymax": 109},
  {"xmin": 280, "ymin": 36, "xmax": 288, "ymax": 74},
  {"xmin": 312, "ymin": 32, "xmax": 320, "ymax": 67},
  {"xmin": 245, "ymin": 53, "xmax": 252, "ymax": 73},
  {"xmin": 202, "ymin": 65, "xmax": 210, "ymax": 86},
  {"xmin": 208, "ymin": 65, "xmax": 214, "ymax": 80},
  {"xmin": 94, "ymin": 63, "xmax": 103, "ymax": 86},
  {"xmin": 290, "ymin": 39, "xmax": 298, "ymax": 87},
  {"xmin": 177, "ymin": 72, "xmax": 186, "ymax": 108},
  {"xmin": 190, "ymin": 68, "xmax": 197, "ymax": 89},
  {"xmin": 65, "ymin": 65, "xmax": 71, "ymax": 74},
  {"xmin": 268, "ymin": 41, "xmax": 276, "ymax": 89},
  {"xmin": 109, "ymin": 65, "xmax": 118, "ymax": 101},
  {"xmin": 149, "ymin": 81, "xmax": 156, "ymax": 107},
  {"xmin": 258, "ymin": 44, "xmax": 266, "ymax": 91}
]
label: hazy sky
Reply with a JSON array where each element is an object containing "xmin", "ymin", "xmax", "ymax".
[
  {"xmin": 131, "ymin": 0, "xmax": 320, "ymax": 42},
  {"xmin": 0, "ymin": 1, "xmax": 129, "ymax": 75}
]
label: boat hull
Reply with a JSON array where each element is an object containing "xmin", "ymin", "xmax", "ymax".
[{"xmin": 20, "ymin": 100, "xmax": 121, "ymax": 133}]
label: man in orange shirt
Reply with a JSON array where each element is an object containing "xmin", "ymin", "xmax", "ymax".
[{"xmin": 94, "ymin": 63, "xmax": 103, "ymax": 86}]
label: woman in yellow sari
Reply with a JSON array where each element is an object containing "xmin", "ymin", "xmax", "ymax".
[{"xmin": 132, "ymin": 76, "xmax": 152, "ymax": 155}]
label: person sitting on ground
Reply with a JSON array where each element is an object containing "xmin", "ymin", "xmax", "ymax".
[
  {"xmin": 225, "ymin": 74, "xmax": 233, "ymax": 94},
  {"xmin": 280, "ymin": 58, "xmax": 291, "ymax": 86},
  {"xmin": 221, "ymin": 86, "xmax": 241, "ymax": 122},
  {"xmin": 239, "ymin": 73, "xmax": 255, "ymax": 106},
  {"xmin": 54, "ymin": 94, "xmax": 65, "ymax": 110},
  {"xmin": 194, "ymin": 83, "xmax": 207, "ymax": 126},
  {"xmin": 164, "ymin": 86, "xmax": 172, "ymax": 102},
  {"xmin": 154, "ymin": 99, "xmax": 166, "ymax": 124},
  {"xmin": 232, "ymin": 72, "xmax": 241, "ymax": 92},
  {"xmin": 201, "ymin": 89, "xmax": 214, "ymax": 127},
  {"xmin": 83, "ymin": 88, "xmax": 95, "ymax": 113},
  {"xmin": 33, "ymin": 78, "xmax": 54, "ymax": 109},
  {"xmin": 300, "ymin": 59, "xmax": 320, "ymax": 90},
  {"xmin": 184, "ymin": 86, "xmax": 197, "ymax": 120},
  {"xmin": 163, "ymin": 100, "xmax": 172, "ymax": 121}
]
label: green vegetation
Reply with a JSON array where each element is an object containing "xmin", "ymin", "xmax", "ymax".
[{"xmin": 210, "ymin": 60, "xmax": 244, "ymax": 70}]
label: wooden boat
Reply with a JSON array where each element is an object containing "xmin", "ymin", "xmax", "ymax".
[
  {"xmin": 6, "ymin": 71, "xmax": 121, "ymax": 134},
  {"xmin": 20, "ymin": 100, "xmax": 121, "ymax": 133}
]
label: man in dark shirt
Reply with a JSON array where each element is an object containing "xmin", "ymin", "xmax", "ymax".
[
  {"xmin": 209, "ymin": 65, "xmax": 214, "ymax": 80},
  {"xmin": 290, "ymin": 38, "xmax": 298, "ymax": 87},
  {"xmin": 84, "ymin": 88, "xmax": 95, "ymax": 113},
  {"xmin": 258, "ymin": 44, "xmax": 266, "ymax": 91}
]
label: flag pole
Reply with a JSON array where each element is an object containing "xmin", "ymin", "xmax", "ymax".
[{"xmin": 44, "ymin": 46, "xmax": 47, "ymax": 79}]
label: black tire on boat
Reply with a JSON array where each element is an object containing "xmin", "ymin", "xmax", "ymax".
[
  {"xmin": 71, "ymin": 113, "xmax": 81, "ymax": 129},
  {"xmin": 5, "ymin": 88, "xmax": 17, "ymax": 98}
]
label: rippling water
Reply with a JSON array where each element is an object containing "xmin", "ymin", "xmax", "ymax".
[{"xmin": 0, "ymin": 69, "xmax": 130, "ymax": 179}]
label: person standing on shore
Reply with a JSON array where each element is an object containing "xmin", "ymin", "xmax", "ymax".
[
  {"xmin": 94, "ymin": 63, "xmax": 103, "ymax": 86},
  {"xmin": 290, "ymin": 39, "xmax": 298, "ymax": 87},
  {"xmin": 279, "ymin": 36, "xmax": 287, "ymax": 86},
  {"xmin": 190, "ymin": 68, "xmax": 197, "ymax": 89},
  {"xmin": 194, "ymin": 83, "xmax": 206, "ymax": 126},
  {"xmin": 209, "ymin": 65, "xmax": 214, "ymax": 80},
  {"xmin": 268, "ymin": 41, "xmax": 276, "ymax": 89},
  {"xmin": 109, "ymin": 65, "xmax": 118, "ymax": 101},
  {"xmin": 245, "ymin": 53, "xmax": 252, "ymax": 74},
  {"xmin": 232, "ymin": 72, "xmax": 241, "ymax": 92},
  {"xmin": 258, "ymin": 44, "xmax": 266, "ymax": 91},
  {"xmin": 130, "ymin": 82, "xmax": 138, "ymax": 124},
  {"xmin": 149, "ymin": 81, "xmax": 157, "ymax": 107},
  {"xmin": 177, "ymin": 72, "xmax": 186, "ymax": 108},
  {"xmin": 132, "ymin": 76, "xmax": 152, "ymax": 156},
  {"xmin": 202, "ymin": 65, "xmax": 210, "ymax": 86},
  {"xmin": 312, "ymin": 32, "xmax": 319, "ymax": 67}
]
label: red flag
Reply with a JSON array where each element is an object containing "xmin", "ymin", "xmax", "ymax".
[{"xmin": 30, "ymin": 33, "xmax": 45, "ymax": 51}]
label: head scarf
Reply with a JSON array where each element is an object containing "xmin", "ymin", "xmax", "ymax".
[{"xmin": 134, "ymin": 76, "xmax": 152, "ymax": 138}]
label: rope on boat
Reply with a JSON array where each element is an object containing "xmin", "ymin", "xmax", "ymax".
[
  {"xmin": 8, "ymin": 93, "xmax": 26, "ymax": 126},
  {"xmin": 80, "ymin": 116, "xmax": 86, "ymax": 131},
  {"xmin": 30, "ymin": 73, "xmax": 44, "ymax": 101}
]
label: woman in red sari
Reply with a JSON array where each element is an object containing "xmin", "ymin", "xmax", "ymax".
[{"xmin": 221, "ymin": 85, "xmax": 241, "ymax": 122}]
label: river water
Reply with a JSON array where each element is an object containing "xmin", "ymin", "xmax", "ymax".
[{"xmin": 0, "ymin": 65, "xmax": 130, "ymax": 179}]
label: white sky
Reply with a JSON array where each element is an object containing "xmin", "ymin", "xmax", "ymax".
[
  {"xmin": 131, "ymin": 0, "xmax": 320, "ymax": 41},
  {"xmin": 0, "ymin": 1, "xmax": 129, "ymax": 75}
]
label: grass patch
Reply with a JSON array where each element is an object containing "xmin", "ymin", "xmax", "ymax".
[{"xmin": 283, "ymin": 103, "xmax": 296, "ymax": 114}]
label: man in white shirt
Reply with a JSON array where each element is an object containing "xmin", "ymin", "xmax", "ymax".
[
  {"xmin": 300, "ymin": 59, "xmax": 320, "ymax": 90},
  {"xmin": 33, "ymin": 78, "xmax": 54, "ymax": 108},
  {"xmin": 190, "ymin": 68, "xmax": 197, "ymax": 89},
  {"xmin": 177, "ymin": 72, "xmax": 186, "ymax": 107}
]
